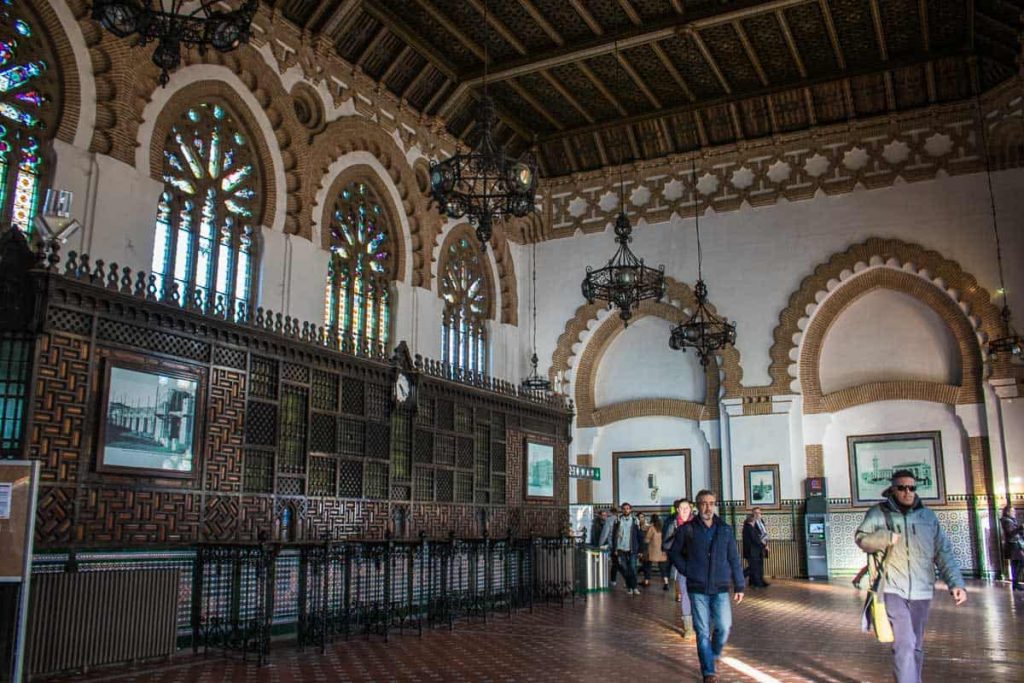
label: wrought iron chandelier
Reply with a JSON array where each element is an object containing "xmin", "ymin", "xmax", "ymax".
[
  {"xmin": 669, "ymin": 161, "xmax": 736, "ymax": 366},
  {"xmin": 977, "ymin": 97, "xmax": 1023, "ymax": 360},
  {"xmin": 521, "ymin": 243, "xmax": 551, "ymax": 393},
  {"xmin": 92, "ymin": 1, "xmax": 258, "ymax": 86},
  {"xmin": 429, "ymin": 0, "xmax": 537, "ymax": 247}
]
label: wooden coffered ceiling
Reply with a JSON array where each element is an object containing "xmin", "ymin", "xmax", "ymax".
[{"xmin": 264, "ymin": 0, "xmax": 1023, "ymax": 178}]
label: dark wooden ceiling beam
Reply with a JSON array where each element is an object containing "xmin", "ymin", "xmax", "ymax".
[
  {"xmin": 868, "ymin": 0, "xmax": 889, "ymax": 61},
  {"xmin": 363, "ymin": 2, "xmax": 459, "ymax": 79},
  {"xmin": 593, "ymin": 132, "xmax": 609, "ymax": 166},
  {"xmin": 918, "ymin": 0, "xmax": 931, "ymax": 52},
  {"xmin": 561, "ymin": 138, "xmax": 579, "ymax": 170},
  {"xmin": 776, "ymin": 9, "xmax": 807, "ymax": 78},
  {"xmin": 466, "ymin": 0, "xmax": 528, "ymax": 55},
  {"xmin": 508, "ymin": 79, "xmax": 564, "ymax": 130},
  {"xmin": 652, "ymin": 42, "xmax": 696, "ymax": 101},
  {"xmin": 818, "ymin": 0, "xmax": 847, "ymax": 70},
  {"xmin": 410, "ymin": 0, "xmax": 487, "ymax": 62},
  {"xmin": 424, "ymin": 79, "xmax": 454, "ymax": 113},
  {"xmin": 617, "ymin": 52, "xmax": 662, "ymax": 108},
  {"xmin": 380, "ymin": 45, "xmax": 412, "ymax": 83},
  {"xmin": 322, "ymin": 0, "xmax": 363, "ymax": 38},
  {"xmin": 617, "ymin": 0, "xmax": 643, "ymax": 26},
  {"xmin": 401, "ymin": 62, "xmax": 434, "ymax": 99},
  {"xmin": 670, "ymin": 0, "xmax": 684, "ymax": 14},
  {"xmin": 687, "ymin": 28, "xmax": 732, "ymax": 94},
  {"xmin": 303, "ymin": 0, "xmax": 337, "ymax": 31},
  {"xmin": 540, "ymin": 70, "xmax": 595, "ymax": 123},
  {"xmin": 536, "ymin": 49, "xmax": 970, "ymax": 145},
  {"xmin": 570, "ymin": 0, "xmax": 605, "ymax": 36},
  {"xmin": 517, "ymin": 0, "xmax": 564, "ymax": 46},
  {"xmin": 578, "ymin": 61, "xmax": 629, "ymax": 116},
  {"xmin": 734, "ymin": 21, "xmax": 769, "ymax": 86},
  {"xmin": 625, "ymin": 126, "xmax": 641, "ymax": 160},
  {"xmin": 457, "ymin": 0, "xmax": 809, "ymax": 86},
  {"xmin": 356, "ymin": 24, "xmax": 389, "ymax": 67}
]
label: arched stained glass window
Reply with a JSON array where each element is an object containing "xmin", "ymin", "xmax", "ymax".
[
  {"xmin": 0, "ymin": 0, "xmax": 58, "ymax": 233},
  {"xmin": 324, "ymin": 180, "xmax": 392, "ymax": 350},
  {"xmin": 440, "ymin": 236, "xmax": 489, "ymax": 373},
  {"xmin": 151, "ymin": 101, "xmax": 260, "ymax": 313}
]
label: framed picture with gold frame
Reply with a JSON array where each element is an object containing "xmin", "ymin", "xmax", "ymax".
[
  {"xmin": 847, "ymin": 431, "xmax": 944, "ymax": 506},
  {"xmin": 743, "ymin": 464, "xmax": 780, "ymax": 509}
]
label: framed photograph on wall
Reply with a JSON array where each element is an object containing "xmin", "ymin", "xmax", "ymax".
[
  {"xmin": 847, "ymin": 431, "xmax": 945, "ymax": 506},
  {"xmin": 612, "ymin": 450, "xmax": 691, "ymax": 512},
  {"xmin": 743, "ymin": 464, "xmax": 781, "ymax": 509},
  {"xmin": 524, "ymin": 440, "xmax": 555, "ymax": 500},
  {"xmin": 97, "ymin": 359, "xmax": 205, "ymax": 477}
]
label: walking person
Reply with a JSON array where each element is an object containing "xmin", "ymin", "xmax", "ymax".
[
  {"xmin": 742, "ymin": 507, "xmax": 770, "ymax": 588},
  {"xmin": 855, "ymin": 470, "xmax": 966, "ymax": 683},
  {"xmin": 663, "ymin": 498, "xmax": 695, "ymax": 637},
  {"xmin": 612, "ymin": 502, "xmax": 642, "ymax": 595},
  {"xmin": 598, "ymin": 505, "xmax": 619, "ymax": 586},
  {"xmin": 669, "ymin": 490, "xmax": 744, "ymax": 683},
  {"xmin": 1000, "ymin": 502, "xmax": 1024, "ymax": 591},
  {"xmin": 644, "ymin": 514, "xmax": 670, "ymax": 591}
]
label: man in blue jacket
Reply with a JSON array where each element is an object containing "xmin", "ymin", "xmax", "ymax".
[
  {"xmin": 855, "ymin": 470, "xmax": 966, "ymax": 683},
  {"xmin": 669, "ymin": 489, "xmax": 744, "ymax": 683}
]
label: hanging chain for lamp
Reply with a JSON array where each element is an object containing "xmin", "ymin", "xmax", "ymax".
[
  {"xmin": 521, "ymin": 242, "xmax": 552, "ymax": 393},
  {"xmin": 580, "ymin": 41, "xmax": 666, "ymax": 325},
  {"xmin": 92, "ymin": 1, "xmax": 258, "ymax": 86},
  {"xmin": 668, "ymin": 159, "xmax": 736, "ymax": 366},
  {"xmin": 429, "ymin": 0, "xmax": 538, "ymax": 247},
  {"xmin": 976, "ymin": 93, "xmax": 1023, "ymax": 360}
]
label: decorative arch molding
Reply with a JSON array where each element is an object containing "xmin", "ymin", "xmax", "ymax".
[
  {"xmin": 146, "ymin": 80, "xmax": 276, "ymax": 232},
  {"xmin": 33, "ymin": 0, "xmax": 84, "ymax": 145},
  {"xmin": 316, "ymin": 163, "xmax": 408, "ymax": 286},
  {"xmin": 795, "ymin": 263, "xmax": 995, "ymax": 414},
  {"xmin": 555, "ymin": 277, "xmax": 726, "ymax": 428},
  {"xmin": 437, "ymin": 223, "xmax": 497, "ymax": 322},
  {"xmin": 487, "ymin": 225, "xmax": 518, "ymax": 326},
  {"xmin": 768, "ymin": 238, "xmax": 1006, "ymax": 400},
  {"xmin": 306, "ymin": 116, "xmax": 441, "ymax": 289}
]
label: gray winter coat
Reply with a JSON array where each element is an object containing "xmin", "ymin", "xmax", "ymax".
[{"xmin": 855, "ymin": 494, "xmax": 964, "ymax": 601}]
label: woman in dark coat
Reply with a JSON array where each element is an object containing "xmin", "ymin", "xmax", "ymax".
[{"xmin": 1001, "ymin": 503, "xmax": 1024, "ymax": 591}]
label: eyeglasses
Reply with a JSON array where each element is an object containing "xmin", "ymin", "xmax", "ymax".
[{"xmin": 895, "ymin": 485, "xmax": 917, "ymax": 492}]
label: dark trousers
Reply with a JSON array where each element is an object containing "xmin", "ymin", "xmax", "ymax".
[
  {"xmin": 748, "ymin": 551, "xmax": 766, "ymax": 587},
  {"xmin": 610, "ymin": 552, "xmax": 619, "ymax": 582},
  {"xmin": 616, "ymin": 551, "xmax": 638, "ymax": 590},
  {"xmin": 1011, "ymin": 558, "xmax": 1023, "ymax": 587},
  {"xmin": 884, "ymin": 594, "xmax": 932, "ymax": 683}
]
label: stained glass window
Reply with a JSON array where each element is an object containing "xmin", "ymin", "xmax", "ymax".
[
  {"xmin": 325, "ymin": 180, "xmax": 392, "ymax": 350},
  {"xmin": 440, "ymin": 237, "xmax": 489, "ymax": 373},
  {"xmin": 0, "ymin": 0, "xmax": 57, "ymax": 233},
  {"xmin": 151, "ymin": 101, "xmax": 260, "ymax": 313}
]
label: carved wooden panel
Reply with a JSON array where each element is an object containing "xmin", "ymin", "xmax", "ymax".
[
  {"xmin": 77, "ymin": 488, "xmax": 201, "ymax": 544},
  {"xmin": 204, "ymin": 368, "xmax": 246, "ymax": 493},
  {"xmin": 29, "ymin": 333, "xmax": 91, "ymax": 482}
]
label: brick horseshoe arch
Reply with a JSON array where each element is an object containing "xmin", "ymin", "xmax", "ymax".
[
  {"xmin": 767, "ymin": 238, "xmax": 1006, "ymax": 399},
  {"xmin": 553, "ymin": 278, "xmax": 727, "ymax": 428}
]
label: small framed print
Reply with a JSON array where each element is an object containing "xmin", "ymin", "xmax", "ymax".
[
  {"xmin": 97, "ymin": 359, "xmax": 204, "ymax": 477},
  {"xmin": 524, "ymin": 440, "xmax": 555, "ymax": 500},
  {"xmin": 612, "ymin": 450, "xmax": 691, "ymax": 511},
  {"xmin": 743, "ymin": 464, "xmax": 780, "ymax": 509},
  {"xmin": 847, "ymin": 431, "xmax": 944, "ymax": 506}
]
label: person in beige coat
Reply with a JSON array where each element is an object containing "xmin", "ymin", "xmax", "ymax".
[{"xmin": 644, "ymin": 514, "xmax": 670, "ymax": 590}]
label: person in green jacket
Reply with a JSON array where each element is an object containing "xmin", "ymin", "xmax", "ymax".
[{"xmin": 855, "ymin": 470, "xmax": 967, "ymax": 683}]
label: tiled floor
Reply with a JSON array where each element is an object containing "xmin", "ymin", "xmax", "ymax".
[{"xmin": 67, "ymin": 579, "xmax": 1023, "ymax": 682}]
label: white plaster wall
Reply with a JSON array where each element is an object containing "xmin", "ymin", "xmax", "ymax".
[
  {"xmin": 588, "ymin": 417, "xmax": 710, "ymax": 504},
  {"xmin": 594, "ymin": 316, "xmax": 705, "ymax": 405},
  {"xmin": 820, "ymin": 401, "xmax": 968, "ymax": 500},
  {"xmin": 818, "ymin": 288, "xmax": 960, "ymax": 393},
  {"xmin": 728, "ymin": 412, "xmax": 800, "ymax": 500},
  {"xmin": 993, "ymin": 395, "xmax": 1024, "ymax": 495}
]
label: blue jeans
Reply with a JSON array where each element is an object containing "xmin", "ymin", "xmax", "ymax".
[{"xmin": 691, "ymin": 592, "xmax": 732, "ymax": 676}]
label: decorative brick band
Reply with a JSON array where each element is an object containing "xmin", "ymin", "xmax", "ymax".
[
  {"xmin": 592, "ymin": 399, "xmax": 712, "ymax": 427},
  {"xmin": 805, "ymin": 445, "xmax": 824, "ymax": 479},
  {"xmin": 967, "ymin": 436, "xmax": 994, "ymax": 497},
  {"xmin": 709, "ymin": 448, "xmax": 723, "ymax": 501},
  {"xmin": 799, "ymin": 266, "xmax": 985, "ymax": 414}
]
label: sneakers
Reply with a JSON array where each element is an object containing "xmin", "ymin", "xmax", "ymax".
[{"xmin": 662, "ymin": 582, "xmax": 669, "ymax": 591}]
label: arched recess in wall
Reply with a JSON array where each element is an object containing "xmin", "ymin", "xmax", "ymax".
[
  {"xmin": 26, "ymin": 0, "xmax": 83, "ymax": 146},
  {"xmin": 553, "ymin": 278, "xmax": 728, "ymax": 428},
  {"xmin": 768, "ymin": 238, "xmax": 1007, "ymax": 401},
  {"xmin": 305, "ymin": 117, "xmax": 441, "ymax": 290}
]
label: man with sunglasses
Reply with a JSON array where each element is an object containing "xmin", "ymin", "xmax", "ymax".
[{"xmin": 855, "ymin": 470, "xmax": 966, "ymax": 683}]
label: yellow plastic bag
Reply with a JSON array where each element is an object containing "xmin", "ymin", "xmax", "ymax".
[{"xmin": 867, "ymin": 589, "xmax": 894, "ymax": 643}]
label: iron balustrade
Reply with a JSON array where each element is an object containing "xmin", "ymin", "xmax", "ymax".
[{"xmin": 192, "ymin": 534, "xmax": 584, "ymax": 662}]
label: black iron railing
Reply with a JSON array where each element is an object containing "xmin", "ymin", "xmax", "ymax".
[{"xmin": 191, "ymin": 534, "xmax": 583, "ymax": 662}]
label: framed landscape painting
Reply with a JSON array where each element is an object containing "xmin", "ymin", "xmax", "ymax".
[
  {"xmin": 612, "ymin": 450, "xmax": 690, "ymax": 511},
  {"xmin": 847, "ymin": 431, "xmax": 945, "ymax": 506},
  {"xmin": 743, "ymin": 464, "xmax": 780, "ymax": 509},
  {"xmin": 97, "ymin": 360, "xmax": 204, "ymax": 477},
  {"xmin": 524, "ymin": 440, "xmax": 555, "ymax": 500}
]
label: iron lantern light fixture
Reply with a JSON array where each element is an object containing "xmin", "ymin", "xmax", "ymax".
[
  {"xmin": 581, "ymin": 210, "xmax": 666, "ymax": 325},
  {"xmin": 430, "ymin": 96, "xmax": 538, "ymax": 247},
  {"xmin": 668, "ymin": 160, "xmax": 736, "ymax": 366},
  {"xmin": 988, "ymin": 304, "xmax": 1023, "ymax": 359},
  {"xmin": 521, "ymin": 243, "xmax": 552, "ymax": 394},
  {"xmin": 91, "ymin": 1, "xmax": 259, "ymax": 86}
]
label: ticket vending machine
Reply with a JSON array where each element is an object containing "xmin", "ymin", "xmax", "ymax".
[{"xmin": 804, "ymin": 477, "xmax": 829, "ymax": 580}]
